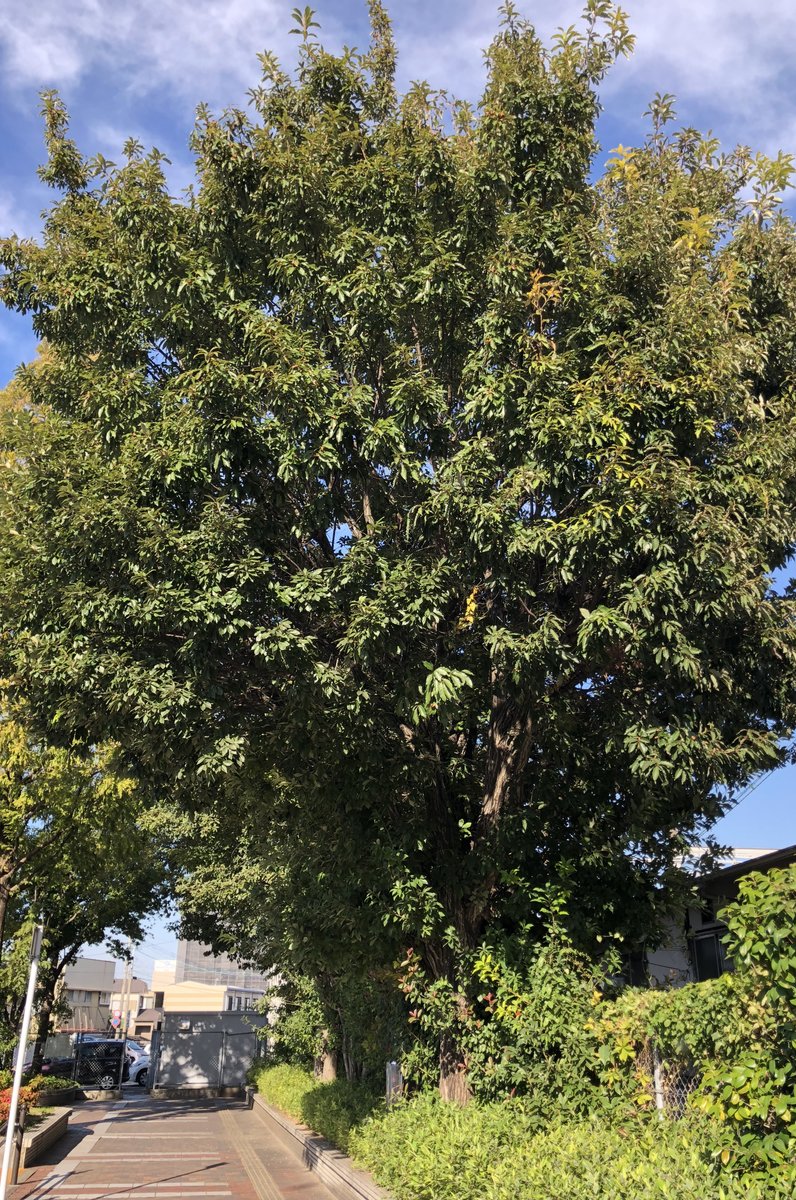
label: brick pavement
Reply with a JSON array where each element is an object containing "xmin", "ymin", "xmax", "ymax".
[{"xmin": 11, "ymin": 1091, "xmax": 344, "ymax": 1200}]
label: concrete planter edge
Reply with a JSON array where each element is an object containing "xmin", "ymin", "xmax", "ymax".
[
  {"xmin": 21, "ymin": 1107, "xmax": 72, "ymax": 1168},
  {"xmin": 251, "ymin": 1093, "xmax": 391, "ymax": 1200}
]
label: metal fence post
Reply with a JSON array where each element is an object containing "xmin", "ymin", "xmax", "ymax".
[
  {"xmin": 652, "ymin": 1043, "xmax": 666, "ymax": 1118},
  {"xmin": 217, "ymin": 1032, "xmax": 226, "ymax": 1091},
  {"xmin": 386, "ymin": 1061, "xmax": 403, "ymax": 1108}
]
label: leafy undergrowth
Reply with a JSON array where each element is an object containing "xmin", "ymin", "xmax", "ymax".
[
  {"xmin": 25, "ymin": 1074, "xmax": 75, "ymax": 1091},
  {"xmin": 252, "ymin": 1066, "xmax": 796, "ymax": 1198},
  {"xmin": 249, "ymin": 1064, "xmax": 381, "ymax": 1154},
  {"xmin": 349, "ymin": 1094, "xmax": 796, "ymax": 1200}
]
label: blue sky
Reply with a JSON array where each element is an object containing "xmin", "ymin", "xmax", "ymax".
[{"xmin": 2, "ymin": 2, "xmax": 795, "ymax": 970}]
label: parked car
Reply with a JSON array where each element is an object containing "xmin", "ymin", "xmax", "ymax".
[
  {"xmin": 74, "ymin": 1040, "xmax": 130, "ymax": 1088},
  {"xmin": 41, "ymin": 1055, "xmax": 75, "ymax": 1078},
  {"xmin": 129, "ymin": 1054, "xmax": 150, "ymax": 1087},
  {"xmin": 124, "ymin": 1040, "xmax": 148, "ymax": 1065}
]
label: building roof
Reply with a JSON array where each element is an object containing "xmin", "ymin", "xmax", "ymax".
[
  {"xmin": 133, "ymin": 1007, "xmax": 162, "ymax": 1024},
  {"xmin": 112, "ymin": 978, "xmax": 150, "ymax": 994},
  {"xmin": 698, "ymin": 843, "xmax": 796, "ymax": 896}
]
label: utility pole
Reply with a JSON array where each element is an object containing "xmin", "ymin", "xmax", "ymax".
[
  {"xmin": 0, "ymin": 920, "xmax": 44, "ymax": 1197},
  {"xmin": 118, "ymin": 939, "xmax": 133, "ymax": 1040}
]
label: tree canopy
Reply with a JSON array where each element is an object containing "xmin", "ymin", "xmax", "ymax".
[{"xmin": 3, "ymin": 0, "xmax": 796, "ymax": 1095}]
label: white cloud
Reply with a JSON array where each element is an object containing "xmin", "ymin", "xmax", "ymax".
[
  {"xmin": 0, "ymin": 0, "xmax": 302, "ymax": 102},
  {"xmin": 0, "ymin": 186, "xmax": 41, "ymax": 240},
  {"xmin": 602, "ymin": 0, "xmax": 796, "ymax": 144},
  {"xmin": 0, "ymin": 1, "xmax": 793, "ymax": 150}
]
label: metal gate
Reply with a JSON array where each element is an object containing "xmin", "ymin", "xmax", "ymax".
[
  {"xmin": 151, "ymin": 1012, "xmax": 267, "ymax": 1091},
  {"xmin": 73, "ymin": 1039, "xmax": 126, "ymax": 1089}
]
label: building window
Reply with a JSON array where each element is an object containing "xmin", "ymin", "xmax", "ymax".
[{"xmin": 692, "ymin": 930, "xmax": 727, "ymax": 981}]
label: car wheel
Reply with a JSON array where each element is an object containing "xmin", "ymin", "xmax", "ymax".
[
  {"xmin": 98, "ymin": 1073, "xmax": 116, "ymax": 1090},
  {"xmin": 136, "ymin": 1067, "xmax": 148, "ymax": 1087}
]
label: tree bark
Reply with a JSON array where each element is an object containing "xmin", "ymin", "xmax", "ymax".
[
  {"xmin": 477, "ymin": 696, "xmax": 533, "ymax": 837},
  {"xmin": 314, "ymin": 1030, "xmax": 338, "ymax": 1081},
  {"xmin": 428, "ymin": 697, "xmax": 533, "ymax": 1102},
  {"xmin": 0, "ymin": 865, "xmax": 17, "ymax": 961},
  {"xmin": 439, "ymin": 1025, "xmax": 473, "ymax": 1105},
  {"xmin": 31, "ymin": 996, "xmax": 53, "ymax": 1075}
]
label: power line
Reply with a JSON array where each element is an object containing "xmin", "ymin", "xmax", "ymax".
[{"xmin": 725, "ymin": 767, "xmax": 778, "ymax": 814}]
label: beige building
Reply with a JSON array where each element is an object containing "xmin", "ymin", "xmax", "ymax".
[
  {"xmin": 60, "ymin": 957, "xmax": 116, "ymax": 1033},
  {"xmin": 108, "ymin": 976, "xmax": 157, "ymax": 1038},
  {"xmin": 161, "ymin": 979, "xmax": 263, "ymax": 1014},
  {"xmin": 150, "ymin": 959, "xmax": 177, "ymax": 998}
]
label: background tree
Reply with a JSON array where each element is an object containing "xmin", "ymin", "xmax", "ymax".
[
  {"xmin": 2, "ymin": 1, "xmax": 796, "ymax": 1099},
  {"xmin": 27, "ymin": 812, "xmax": 168, "ymax": 1072},
  {"xmin": 0, "ymin": 702, "xmax": 167, "ymax": 1064},
  {"xmin": 0, "ymin": 707, "xmax": 136, "ymax": 952}
]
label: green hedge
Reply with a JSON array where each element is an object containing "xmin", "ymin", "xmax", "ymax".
[
  {"xmin": 349, "ymin": 1094, "xmax": 795, "ymax": 1200},
  {"xmin": 249, "ymin": 1063, "xmax": 381, "ymax": 1153},
  {"xmin": 251, "ymin": 1064, "xmax": 796, "ymax": 1198}
]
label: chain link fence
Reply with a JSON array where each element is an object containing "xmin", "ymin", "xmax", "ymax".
[{"xmin": 636, "ymin": 1040, "xmax": 700, "ymax": 1118}]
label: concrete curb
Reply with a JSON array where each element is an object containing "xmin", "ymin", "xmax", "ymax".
[
  {"xmin": 150, "ymin": 1086, "xmax": 244, "ymax": 1100},
  {"xmin": 251, "ymin": 1094, "xmax": 391, "ymax": 1200},
  {"xmin": 22, "ymin": 1108, "xmax": 71, "ymax": 1168},
  {"xmin": 79, "ymin": 1088, "xmax": 123, "ymax": 1101}
]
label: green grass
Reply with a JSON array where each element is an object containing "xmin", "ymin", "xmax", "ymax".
[{"xmin": 250, "ymin": 1063, "xmax": 381, "ymax": 1154}]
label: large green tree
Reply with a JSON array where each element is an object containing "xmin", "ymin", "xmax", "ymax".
[{"xmin": 3, "ymin": 1, "xmax": 796, "ymax": 1097}]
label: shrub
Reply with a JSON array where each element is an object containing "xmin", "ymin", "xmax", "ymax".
[
  {"xmin": 350, "ymin": 1094, "xmax": 794, "ymax": 1200},
  {"xmin": 25, "ymin": 1074, "xmax": 74, "ymax": 1092},
  {"xmin": 596, "ymin": 865, "xmax": 796, "ymax": 1180},
  {"xmin": 399, "ymin": 914, "xmax": 623, "ymax": 1111},
  {"xmin": 0, "ymin": 1086, "xmax": 38, "ymax": 1125},
  {"xmin": 301, "ymin": 1079, "xmax": 382, "ymax": 1153},
  {"xmin": 465, "ymin": 935, "xmax": 612, "ymax": 1112},
  {"xmin": 250, "ymin": 1063, "xmax": 315, "ymax": 1121},
  {"xmin": 694, "ymin": 865, "xmax": 796, "ymax": 1178},
  {"xmin": 250, "ymin": 1063, "xmax": 381, "ymax": 1153}
]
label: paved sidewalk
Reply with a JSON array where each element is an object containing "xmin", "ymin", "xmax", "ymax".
[{"xmin": 12, "ymin": 1092, "xmax": 344, "ymax": 1200}]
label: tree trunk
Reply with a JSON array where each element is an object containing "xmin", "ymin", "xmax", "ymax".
[
  {"xmin": 339, "ymin": 1028, "xmax": 360, "ymax": 1082},
  {"xmin": 314, "ymin": 1030, "xmax": 337, "ymax": 1082},
  {"xmin": 31, "ymin": 996, "xmax": 53, "ymax": 1075},
  {"xmin": 439, "ymin": 1026, "xmax": 472, "ymax": 1105},
  {"xmin": 0, "ymin": 888, "xmax": 7, "ymax": 962},
  {"xmin": 0, "ymin": 870, "xmax": 15, "ymax": 962},
  {"xmin": 421, "ymin": 699, "xmax": 533, "ymax": 1103},
  {"xmin": 477, "ymin": 697, "xmax": 533, "ymax": 836}
]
